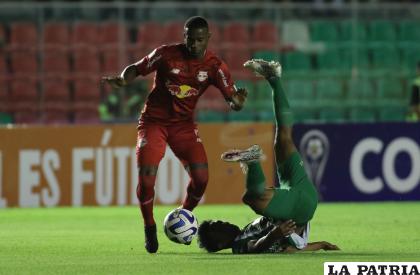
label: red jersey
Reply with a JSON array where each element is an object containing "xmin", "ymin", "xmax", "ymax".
[{"xmin": 135, "ymin": 43, "xmax": 236, "ymax": 124}]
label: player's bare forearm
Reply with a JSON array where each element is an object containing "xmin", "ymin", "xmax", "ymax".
[
  {"xmin": 102, "ymin": 64, "xmax": 139, "ymax": 89},
  {"xmin": 247, "ymin": 220, "xmax": 296, "ymax": 253},
  {"xmin": 303, "ymin": 241, "xmax": 340, "ymax": 251},
  {"xmin": 120, "ymin": 64, "xmax": 139, "ymax": 84},
  {"xmin": 283, "ymin": 241, "xmax": 340, "ymax": 253}
]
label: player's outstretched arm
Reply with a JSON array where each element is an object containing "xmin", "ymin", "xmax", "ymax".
[
  {"xmin": 283, "ymin": 241, "xmax": 340, "ymax": 253},
  {"xmin": 102, "ymin": 64, "xmax": 139, "ymax": 89},
  {"xmin": 246, "ymin": 220, "xmax": 296, "ymax": 253},
  {"xmin": 229, "ymin": 88, "xmax": 248, "ymax": 111}
]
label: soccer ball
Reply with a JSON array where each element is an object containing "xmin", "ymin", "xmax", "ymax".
[{"xmin": 163, "ymin": 208, "xmax": 198, "ymax": 244}]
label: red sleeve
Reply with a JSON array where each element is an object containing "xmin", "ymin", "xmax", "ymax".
[
  {"xmin": 134, "ymin": 46, "xmax": 165, "ymax": 76},
  {"xmin": 213, "ymin": 61, "xmax": 236, "ymax": 100}
]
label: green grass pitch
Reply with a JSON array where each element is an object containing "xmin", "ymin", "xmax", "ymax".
[{"xmin": 1, "ymin": 203, "xmax": 419, "ymax": 275}]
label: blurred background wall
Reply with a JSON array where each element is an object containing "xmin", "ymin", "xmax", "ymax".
[{"xmin": 0, "ymin": 1, "xmax": 419, "ymax": 125}]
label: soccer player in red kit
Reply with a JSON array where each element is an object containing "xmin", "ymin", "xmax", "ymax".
[{"xmin": 103, "ymin": 16, "xmax": 247, "ymax": 253}]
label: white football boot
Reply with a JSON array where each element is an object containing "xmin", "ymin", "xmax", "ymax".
[
  {"xmin": 221, "ymin": 144, "xmax": 263, "ymax": 163},
  {"xmin": 221, "ymin": 145, "xmax": 263, "ymax": 174},
  {"xmin": 243, "ymin": 59, "xmax": 282, "ymax": 79}
]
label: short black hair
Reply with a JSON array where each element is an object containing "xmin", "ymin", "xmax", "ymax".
[
  {"xmin": 184, "ymin": 16, "xmax": 209, "ymax": 31},
  {"xmin": 197, "ymin": 220, "xmax": 219, "ymax": 253}
]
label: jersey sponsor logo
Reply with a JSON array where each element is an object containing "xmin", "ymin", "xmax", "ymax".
[
  {"xmin": 197, "ymin": 71, "xmax": 208, "ymax": 82},
  {"xmin": 170, "ymin": 68, "xmax": 180, "ymax": 74},
  {"xmin": 299, "ymin": 129, "xmax": 330, "ymax": 199},
  {"xmin": 167, "ymin": 84, "xmax": 199, "ymax": 99}
]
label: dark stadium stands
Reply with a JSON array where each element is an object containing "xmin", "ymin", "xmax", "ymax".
[
  {"xmin": 71, "ymin": 22, "xmax": 99, "ymax": 48},
  {"xmin": 0, "ymin": 5, "xmax": 418, "ymax": 124},
  {"xmin": 251, "ymin": 21, "xmax": 279, "ymax": 51},
  {"xmin": 9, "ymin": 77, "xmax": 39, "ymax": 124},
  {"xmin": 9, "ymin": 22, "xmax": 38, "ymax": 51},
  {"xmin": 72, "ymin": 47, "xmax": 101, "ymax": 75},
  {"xmin": 223, "ymin": 48, "xmax": 253, "ymax": 79},
  {"xmin": 135, "ymin": 21, "xmax": 164, "ymax": 52},
  {"xmin": 222, "ymin": 21, "xmax": 250, "ymax": 49},
  {"xmin": 43, "ymin": 22, "xmax": 70, "ymax": 50},
  {"xmin": 43, "ymin": 48, "xmax": 70, "ymax": 76},
  {"xmin": 10, "ymin": 50, "xmax": 38, "ymax": 76},
  {"xmin": 0, "ymin": 77, "xmax": 9, "ymax": 114},
  {"xmin": 98, "ymin": 21, "xmax": 129, "ymax": 47},
  {"xmin": 101, "ymin": 46, "xmax": 129, "ymax": 75}
]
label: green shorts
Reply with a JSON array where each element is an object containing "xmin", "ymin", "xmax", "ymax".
[{"xmin": 262, "ymin": 152, "xmax": 318, "ymax": 225}]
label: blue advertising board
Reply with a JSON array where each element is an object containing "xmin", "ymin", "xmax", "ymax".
[{"xmin": 293, "ymin": 122, "xmax": 420, "ymax": 201}]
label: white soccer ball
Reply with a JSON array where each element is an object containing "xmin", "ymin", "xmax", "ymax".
[{"xmin": 163, "ymin": 208, "xmax": 198, "ymax": 244}]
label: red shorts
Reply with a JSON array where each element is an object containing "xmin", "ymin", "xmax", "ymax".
[{"xmin": 136, "ymin": 121, "xmax": 208, "ymax": 167}]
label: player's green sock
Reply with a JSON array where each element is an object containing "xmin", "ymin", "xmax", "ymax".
[
  {"xmin": 245, "ymin": 162, "xmax": 266, "ymax": 196},
  {"xmin": 267, "ymin": 77, "xmax": 294, "ymax": 126}
]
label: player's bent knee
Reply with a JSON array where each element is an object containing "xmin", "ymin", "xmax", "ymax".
[
  {"xmin": 242, "ymin": 193, "xmax": 263, "ymax": 214},
  {"xmin": 242, "ymin": 193, "xmax": 253, "ymax": 206},
  {"xmin": 243, "ymin": 189, "xmax": 274, "ymax": 215}
]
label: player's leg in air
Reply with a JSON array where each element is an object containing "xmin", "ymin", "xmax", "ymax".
[
  {"xmin": 136, "ymin": 123, "xmax": 168, "ymax": 253},
  {"xmin": 222, "ymin": 59, "xmax": 318, "ymax": 225},
  {"xmin": 168, "ymin": 123, "xmax": 209, "ymax": 212}
]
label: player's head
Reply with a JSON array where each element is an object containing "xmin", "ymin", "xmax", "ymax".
[
  {"xmin": 184, "ymin": 16, "xmax": 210, "ymax": 58},
  {"xmin": 197, "ymin": 220, "xmax": 241, "ymax": 252}
]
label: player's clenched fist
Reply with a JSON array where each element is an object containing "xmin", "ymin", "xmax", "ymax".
[{"xmin": 230, "ymin": 88, "xmax": 248, "ymax": 110}]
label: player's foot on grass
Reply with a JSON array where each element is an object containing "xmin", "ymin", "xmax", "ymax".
[
  {"xmin": 243, "ymin": 59, "xmax": 282, "ymax": 79},
  {"xmin": 221, "ymin": 145, "xmax": 263, "ymax": 163},
  {"xmin": 144, "ymin": 224, "xmax": 158, "ymax": 253}
]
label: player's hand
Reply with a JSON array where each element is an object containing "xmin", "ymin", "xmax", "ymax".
[
  {"xmin": 321, "ymin": 241, "xmax": 340, "ymax": 251},
  {"xmin": 230, "ymin": 88, "xmax": 248, "ymax": 110},
  {"xmin": 272, "ymin": 219, "xmax": 296, "ymax": 238},
  {"xmin": 235, "ymin": 87, "xmax": 248, "ymax": 102},
  {"xmin": 102, "ymin": 76, "xmax": 126, "ymax": 89}
]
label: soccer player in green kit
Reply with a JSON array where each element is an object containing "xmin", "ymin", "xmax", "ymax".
[{"xmin": 197, "ymin": 59, "xmax": 339, "ymax": 253}]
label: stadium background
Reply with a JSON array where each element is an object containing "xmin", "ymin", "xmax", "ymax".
[
  {"xmin": 0, "ymin": 0, "xmax": 419, "ymax": 207},
  {"xmin": 1, "ymin": 1, "xmax": 420, "ymax": 274}
]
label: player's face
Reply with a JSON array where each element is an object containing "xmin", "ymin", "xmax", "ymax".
[
  {"xmin": 208, "ymin": 220, "xmax": 240, "ymax": 250},
  {"xmin": 184, "ymin": 27, "xmax": 210, "ymax": 59}
]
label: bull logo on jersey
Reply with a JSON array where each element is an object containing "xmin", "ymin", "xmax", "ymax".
[
  {"xmin": 197, "ymin": 71, "xmax": 208, "ymax": 82},
  {"xmin": 170, "ymin": 68, "xmax": 180, "ymax": 74},
  {"xmin": 167, "ymin": 84, "xmax": 199, "ymax": 99}
]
